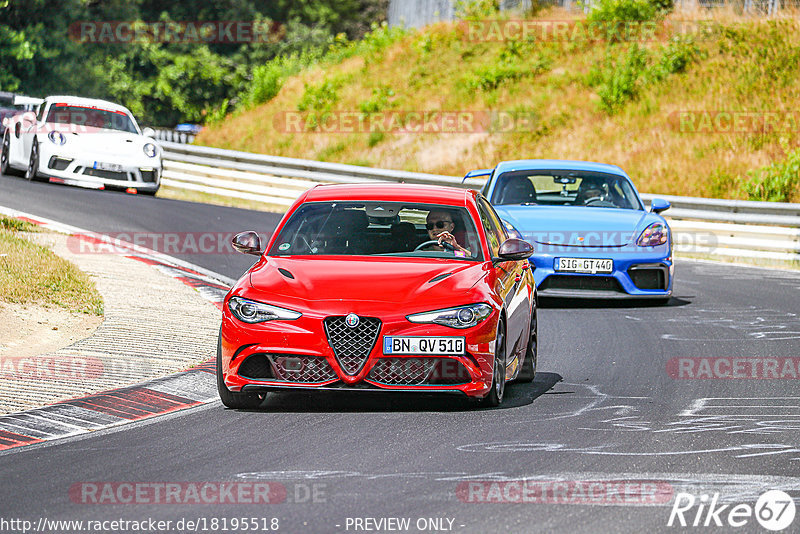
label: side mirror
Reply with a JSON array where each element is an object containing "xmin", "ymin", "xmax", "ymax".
[
  {"xmin": 142, "ymin": 127, "xmax": 156, "ymax": 138},
  {"xmin": 650, "ymin": 198, "xmax": 671, "ymax": 214},
  {"xmin": 495, "ymin": 238, "xmax": 534, "ymax": 262},
  {"xmin": 232, "ymin": 231, "xmax": 263, "ymax": 256}
]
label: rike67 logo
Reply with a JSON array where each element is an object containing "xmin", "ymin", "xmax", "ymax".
[{"xmin": 668, "ymin": 490, "xmax": 796, "ymax": 531}]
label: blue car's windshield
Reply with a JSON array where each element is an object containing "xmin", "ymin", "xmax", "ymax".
[{"xmin": 491, "ymin": 170, "xmax": 643, "ymax": 210}]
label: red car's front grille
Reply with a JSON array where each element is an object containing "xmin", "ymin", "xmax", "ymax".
[
  {"xmin": 367, "ymin": 358, "xmax": 471, "ymax": 386},
  {"xmin": 323, "ymin": 316, "xmax": 381, "ymax": 375}
]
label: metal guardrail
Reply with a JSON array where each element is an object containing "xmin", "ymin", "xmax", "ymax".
[
  {"xmin": 157, "ymin": 141, "xmax": 800, "ymax": 263},
  {"xmin": 152, "ymin": 128, "xmax": 197, "ymax": 144}
]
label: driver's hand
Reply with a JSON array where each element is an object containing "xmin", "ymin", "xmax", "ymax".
[{"xmin": 437, "ymin": 231, "xmax": 457, "ymax": 248}]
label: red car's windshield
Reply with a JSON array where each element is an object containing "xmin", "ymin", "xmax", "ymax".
[
  {"xmin": 45, "ymin": 104, "xmax": 138, "ymax": 134},
  {"xmin": 269, "ymin": 201, "xmax": 483, "ymax": 261}
]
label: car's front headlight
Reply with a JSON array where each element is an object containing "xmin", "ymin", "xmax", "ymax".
[
  {"xmin": 637, "ymin": 222, "xmax": 669, "ymax": 247},
  {"xmin": 407, "ymin": 303, "xmax": 493, "ymax": 329},
  {"xmin": 48, "ymin": 131, "xmax": 66, "ymax": 145},
  {"xmin": 227, "ymin": 296, "xmax": 302, "ymax": 324},
  {"xmin": 143, "ymin": 143, "xmax": 157, "ymax": 158}
]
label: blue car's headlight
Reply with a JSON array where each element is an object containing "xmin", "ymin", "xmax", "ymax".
[
  {"xmin": 48, "ymin": 131, "xmax": 66, "ymax": 145},
  {"xmin": 143, "ymin": 143, "xmax": 157, "ymax": 158},
  {"xmin": 407, "ymin": 303, "xmax": 493, "ymax": 329},
  {"xmin": 637, "ymin": 222, "xmax": 669, "ymax": 247},
  {"xmin": 228, "ymin": 296, "xmax": 301, "ymax": 323}
]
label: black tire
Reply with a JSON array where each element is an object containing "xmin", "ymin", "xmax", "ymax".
[
  {"xmin": 24, "ymin": 141, "xmax": 41, "ymax": 182},
  {"xmin": 517, "ymin": 306, "xmax": 537, "ymax": 383},
  {"xmin": 216, "ymin": 334, "xmax": 264, "ymax": 409},
  {"xmin": 483, "ymin": 319, "xmax": 506, "ymax": 407},
  {"xmin": 1, "ymin": 131, "xmax": 21, "ymax": 177}
]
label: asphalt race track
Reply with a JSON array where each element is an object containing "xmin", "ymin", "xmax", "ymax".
[{"xmin": 2, "ymin": 175, "xmax": 800, "ymax": 533}]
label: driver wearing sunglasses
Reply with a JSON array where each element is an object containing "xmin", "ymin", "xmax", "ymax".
[{"xmin": 425, "ymin": 210, "xmax": 470, "ymax": 255}]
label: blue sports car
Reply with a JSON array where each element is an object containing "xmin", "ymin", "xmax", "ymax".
[{"xmin": 465, "ymin": 160, "xmax": 673, "ymax": 301}]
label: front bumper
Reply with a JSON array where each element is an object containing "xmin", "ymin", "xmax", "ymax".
[
  {"xmin": 531, "ymin": 245, "xmax": 673, "ymax": 298},
  {"xmin": 39, "ymin": 144, "xmax": 160, "ymax": 193},
  {"xmin": 220, "ymin": 306, "xmax": 500, "ymax": 398}
]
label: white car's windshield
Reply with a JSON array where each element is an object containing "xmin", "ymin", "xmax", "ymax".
[
  {"xmin": 269, "ymin": 201, "xmax": 483, "ymax": 261},
  {"xmin": 45, "ymin": 104, "xmax": 138, "ymax": 134},
  {"xmin": 491, "ymin": 170, "xmax": 643, "ymax": 210}
]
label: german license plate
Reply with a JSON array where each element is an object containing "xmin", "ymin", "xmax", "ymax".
[
  {"xmin": 94, "ymin": 161, "xmax": 122, "ymax": 172},
  {"xmin": 383, "ymin": 336, "xmax": 465, "ymax": 355},
  {"xmin": 556, "ymin": 257, "xmax": 613, "ymax": 274}
]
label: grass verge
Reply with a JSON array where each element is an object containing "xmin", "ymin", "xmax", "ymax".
[
  {"xmin": 0, "ymin": 216, "xmax": 104, "ymax": 315},
  {"xmin": 196, "ymin": 9, "xmax": 800, "ymax": 203}
]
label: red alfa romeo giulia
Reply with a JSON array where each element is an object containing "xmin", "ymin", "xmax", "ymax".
[{"xmin": 217, "ymin": 183, "xmax": 538, "ymax": 408}]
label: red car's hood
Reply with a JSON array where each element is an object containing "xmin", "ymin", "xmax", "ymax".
[{"xmin": 246, "ymin": 257, "xmax": 487, "ymax": 312}]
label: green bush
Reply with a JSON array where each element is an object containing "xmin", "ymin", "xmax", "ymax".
[
  {"xmin": 595, "ymin": 44, "xmax": 648, "ymax": 113},
  {"xmin": 462, "ymin": 45, "xmax": 552, "ymax": 93},
  {"xmin": 359, "ymin": 85, "xmax": 395, "ymax": 113},
  {"xmin": 648, "ymin": 37, "xmax": 699, "ymax": 82},
  {"xmin": 590, "ymin": 37, "xmax": 699, "ymax": 114},
  {"xmin": 742, "ymin": 147, "xmax": 800, "ymax": 202},
  {"xmin": 298, "ymin": 77, "xmax": 345, "ymax": 113},
  {"xmin": 465, "ymin": 63, "xmax": 525, "ymax": 91},
  {"xmin": 367, "ymin": 131, "xmax": 385, "ymax": 147},
  {"xmin": 586, "ymin": 0, "xmax": 659, "ymax": 23},
  {"xmin": 247, "ymin": 60, "xmax": 289, "ymax": 107},
  {"xmin": 455, "ymin": 0, "xmax": 501, "ymax": 19}
]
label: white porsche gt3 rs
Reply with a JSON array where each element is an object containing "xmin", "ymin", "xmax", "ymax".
[{"xmin": 1, "ymin": 95, "xmax": 161, "ymax": 194}]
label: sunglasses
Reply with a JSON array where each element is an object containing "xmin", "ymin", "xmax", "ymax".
[{"xmin": 426, "ymin": 220, "xmax": 453, "ymax": 230}]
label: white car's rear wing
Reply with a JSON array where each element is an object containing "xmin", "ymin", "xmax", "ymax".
[{"xmin": 12, "ymin": 96, "xmax": 44, "ymax": 107}]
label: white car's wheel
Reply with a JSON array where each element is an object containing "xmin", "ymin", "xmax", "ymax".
[
  {"xmin": 1, "ymin": 132, "xmax": 21, "ymax": 177},
  {"xmin": 24, "ymin": 142, "xmax": 42, "ymax": 182}
]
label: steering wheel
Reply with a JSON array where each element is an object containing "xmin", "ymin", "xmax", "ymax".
[
  {"xmin": 585, "ymin": 197, "xmax": 617, "ymax": 208},
  {"xmin": 414, "ymin": 240, "xmax": 455, "ymax": 252}
]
